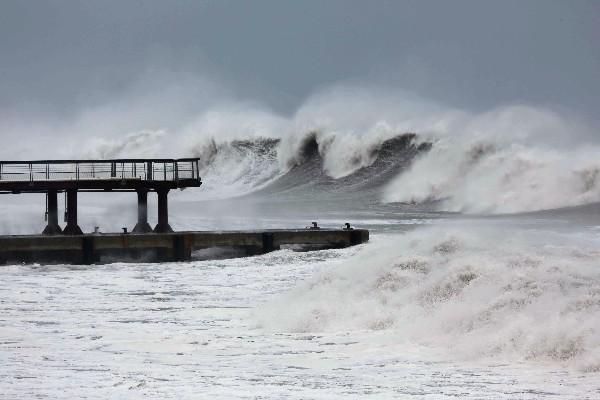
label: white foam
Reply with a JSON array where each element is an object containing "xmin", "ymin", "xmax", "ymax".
[
  {"xmin": 6, "ymin": 83, "xmax": 598, "ymax": 213},
  {"xmin": 257, "ymin": 225, "xmax": 600, "ymax": 371}
]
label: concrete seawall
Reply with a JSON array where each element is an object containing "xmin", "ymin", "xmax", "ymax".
[{"xmin": 0, "ymin": 229, "xmax": 369, "ymax": 265}]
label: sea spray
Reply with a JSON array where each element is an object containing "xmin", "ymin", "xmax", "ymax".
[
  {"xmin": 37, "ymin": 85, "xmax": 599, "ymax": 212},
  {"xmin": 256, "ymin": 225, "xmax": 600, "ymax": 371},
  {"xmin": 189, "ymin": 138, "xmax": 281, "ymax": 199},
  {"xmin": 383, "ymin": 139, "xmax": 600, "ymax": 213}
]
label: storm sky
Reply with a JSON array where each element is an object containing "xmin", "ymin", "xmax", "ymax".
[{"xmin": 0, "ymin": 0, "xmax": 598, "ymax": 121}]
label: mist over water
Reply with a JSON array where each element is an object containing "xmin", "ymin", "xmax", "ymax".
[{"xmin": 17, "ymin": 82, "xmax": 594, "ymax": 214}]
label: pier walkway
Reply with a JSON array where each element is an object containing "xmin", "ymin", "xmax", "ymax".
[
  {"xmin": 0, "ymin": 159, "xmax": 202, "ymax": 234},
  {"xmin": 0, "ymin": 159, "xmax": 370, "ymax": 264}
]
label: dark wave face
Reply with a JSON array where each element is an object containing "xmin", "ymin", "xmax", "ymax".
[
  {"xmin": 181, "ymin": 131, "xmax": 438, "ymax": 223},
  {"xmin": 252, "ymin": 133, "xmax": 432, "ymax": 202}
]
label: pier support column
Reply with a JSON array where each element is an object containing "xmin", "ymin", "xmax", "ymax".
[
  {"xmin": 132, "ymin": 190, "xmax": 152, "ymax": 233},
  {"xmin": 63, "ymin": 189, "xmax": 83, "ymax": 235},
  {"xmin": 154, "ymin": 189, "xmax": 173, "ymax": 233},
  {"xmin": 42, "ymin": 190, "xmax": 62, "ymax": 235}
]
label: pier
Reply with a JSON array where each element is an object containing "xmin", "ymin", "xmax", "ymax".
[
  {"xmin": 0, "ymin": 228, "xmax": 369, "ymax": 265},
  {"xmin": 0, "ymin": 159, "xmax": 202, "ymax": 234},
  {"xmin": 0, "ymin": 159, "xmax": 369, "ymax": 264}
]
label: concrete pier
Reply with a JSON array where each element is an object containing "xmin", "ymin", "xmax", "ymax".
[
  {"xmin": 0, "ymin": 228, "xmax": 369, "ymax": 265},
  {"xmin": 0, "ymin": 159, "xmax": 370, "ymax": 265}
]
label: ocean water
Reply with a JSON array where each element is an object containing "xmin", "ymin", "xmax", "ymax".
[
  {"xmin": 2, "ymin": 120, "xmax": 600, "ymax": 398},
  {"xmin": 2, "ymin": 204, "xmax": 600, "ymax": 398}
]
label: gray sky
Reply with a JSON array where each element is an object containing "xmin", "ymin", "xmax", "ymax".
[{"xmin": 0, "ymin": 0, "xmax": 598, "ymax": 120}]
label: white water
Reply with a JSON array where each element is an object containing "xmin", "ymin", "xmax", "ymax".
[
  {"xmin": 18, "ymin": 84, "xmax": 593, "ymax": 212},
  {"xmin": 2, "ymin": 85, "xmax": 600, "ymax": 397},
  {"xmin": 259, "ymin": 224, "xmax": 600, "ymax": 373},
  {"xmin": 2, "ymin": 226, "xmax": 600, "ymax": 399}
]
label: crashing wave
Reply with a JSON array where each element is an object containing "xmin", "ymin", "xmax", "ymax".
[
  {"xmin": 71, "ymin": 87, "xmax": 599, "ymax": 214},
  {"xmin": 174, "ymin": 130, "xmax": 431, "ymax": 200},
  {"xmin": 187, "ymin": 137, "xmax": 282, "ymax": 199},
  {"xmin": 383, "ymin": 139, "xmax": 600, "ymax": 214},
  {"xmin": 256, "ymin": 225, "xmax": 600, "ymax": 371}
]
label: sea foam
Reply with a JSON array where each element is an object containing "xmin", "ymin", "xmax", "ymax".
[{"xmin": 257, "ymin": 225, "xmax": 600, "ymax": 371}]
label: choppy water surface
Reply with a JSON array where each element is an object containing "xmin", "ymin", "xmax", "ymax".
[{"xmin": 2, "ymin": 214, "xmax": 600, "ymax": 398}]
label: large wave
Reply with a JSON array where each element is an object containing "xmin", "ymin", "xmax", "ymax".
[
  {"xmin": 70, "ymin": 86, "xmax": 598, "ymax": 214},
  {"xmin": 383, "ymin": 137, "xmax": 600, "ymax": 214},
  {"xmin": 179, "ymin": 103, "xmax": 600, "ymax": 213},
  {"xmin": 256, "ymin": 225, "xmax": 600, "ymax": 371}
]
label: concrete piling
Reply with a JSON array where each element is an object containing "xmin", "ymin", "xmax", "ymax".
[
  {"xmin": 154, "ymin": 189, "xmax": 173, "ymax": 233},
  {"xmin": 42, "ymin": 190, "xmax": 62, "ymax": 235},
  {"xmin": 63, "ymin": 189, "xmax": 83, "ymax": 235},
  {"xmin": 132, "ymin": 190, "xmax": 153, "ymax": 233}
]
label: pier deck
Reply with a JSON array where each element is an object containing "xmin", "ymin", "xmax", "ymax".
[
  {"xmin": 0, "ymin": 158, "xmax": 202, "ymax": 235},
  {"xmin": 0, "ymin": 228, "xmax": 369, "ymax": 265}
]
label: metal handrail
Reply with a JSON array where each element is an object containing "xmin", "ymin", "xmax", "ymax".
[{"xmin": 0, "ymin": 158, "xmax": 201, "ymax": 183}]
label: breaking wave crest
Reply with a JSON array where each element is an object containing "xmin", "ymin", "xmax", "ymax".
[
  {"xmin": 188, "ymin": 138, "xmax": 281, "ymax": 199},
  {"xmin": 256, "ymin": 226, "xmax": 600, "ymax": 371},
  {"xmin": 192, "ymin": 104, "xmax": 599, "ymax": 213},
  {"xmin": 254, "ymin": 132, "xmax": 430, "ymax": 199},
  {"xmin": 180, "ymin": 131, "xmax": 431, "ymax": 200},
  {"xmin": 383, "ymin": 139, "xmax": 600, "ymax": 214},
  {"xmin": 74, "ymin": 87, "xmax": 599, "ymax": 213}
]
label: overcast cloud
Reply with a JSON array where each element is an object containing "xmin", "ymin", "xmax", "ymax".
[{"xmin": 0, "ymin": 0, "xmax": 598, "ymax": 123}]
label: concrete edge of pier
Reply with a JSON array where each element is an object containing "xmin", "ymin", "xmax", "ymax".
[{"xmin": 0, "ymin": 228, "xmax": 370, "ymax": 265}]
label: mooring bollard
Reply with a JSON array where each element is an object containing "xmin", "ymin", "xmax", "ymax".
[{"xmin": 307, "ymin": 221, "xmax": 320, "ymax": 230}]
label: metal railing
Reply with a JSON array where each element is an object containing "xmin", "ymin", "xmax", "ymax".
[{"xmin": 0, "ymin": 158, "xmax": 201, "ymax": 183}]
